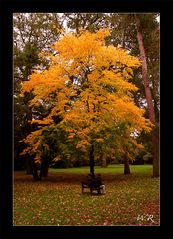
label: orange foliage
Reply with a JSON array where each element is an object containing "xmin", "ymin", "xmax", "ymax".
[{"xmin": 21, "ymin": 29, "xmax": 153, "ymax": 159}]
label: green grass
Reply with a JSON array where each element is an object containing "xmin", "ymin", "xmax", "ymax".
[
  {"xmin": 49, "ymin": 164, "xmax": 153, "ymax": 174},
  {"xmin": 13, "ymin": 165, "xmax": 159, "ymax": 226}
]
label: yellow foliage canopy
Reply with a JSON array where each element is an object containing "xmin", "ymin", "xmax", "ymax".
[{"xmin": 21, "ymin": 29, "xmax": 152, "ymax": 159}]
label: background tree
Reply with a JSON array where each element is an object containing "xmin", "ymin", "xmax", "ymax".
[
  {"xmin": 134, "ymin": 14, "xmax": 159, "ymax": 176},
  {"xmin": 64, "ymin": 13, "xmax": 107, "ymax": 34},
  {"xmin": 13, "ymin": 13, "xmax": 63, "ymax": 173}
]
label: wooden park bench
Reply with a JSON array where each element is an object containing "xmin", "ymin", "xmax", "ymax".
[{"xmin": 81, "ymin": 174, "xmax": 105, "ymax": 194}]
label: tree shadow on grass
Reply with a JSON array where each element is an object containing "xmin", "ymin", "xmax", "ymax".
[{"xmin": 14, "ymin": 170, "xmax": 154, "ymax": 184}]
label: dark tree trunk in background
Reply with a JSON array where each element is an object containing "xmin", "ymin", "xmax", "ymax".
[
  {"xmin": 40, "ymin": 165, "xmax": 49, "ymax": 177},
  {"xmin": 26, "ymin": 158, "xmax": 33, "ymax": 174},
  {"xmin": 134, "ymin": 14, "xmax": 159, "ymax": 177},
  {"xmin": 40, "ymin": 160, "xmax": 49, "ymax": 178},
  {"xmin": 152, "ymin": 126, "xmax": 160, "ymax": 177},
  {"xmin": 124, "ymin": 154, "xmax": 131, "ymax": 175},
  {"xmin": 89, "ymin": 144, "xmax": 95, "ymax": 176},
  {"xmin": 32, "ymin": 162, "xmax": 40, "ymax": 181}
]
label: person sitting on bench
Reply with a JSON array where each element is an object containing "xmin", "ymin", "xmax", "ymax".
[
  {"xmin": 81, "ymin": 173, "xmax": 105, "ymax": 194},
  {"xmin": 95, "ymin": 174, "xmax": 105, "ymax": 194}
]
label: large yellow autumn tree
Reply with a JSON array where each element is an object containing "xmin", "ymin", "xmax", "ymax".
[{"xmin": 21, "ymin": 29, "xmax": 152, "ymax": 179}]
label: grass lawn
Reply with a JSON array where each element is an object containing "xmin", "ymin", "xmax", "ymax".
[
  {"xmin": 49, "ymin": 164, "xmax": 153, "ymax": 174},
  {"xmin": 13, "ymin": 164, "xmax": 160, "ymax": 226}
]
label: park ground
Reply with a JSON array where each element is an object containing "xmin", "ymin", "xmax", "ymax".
[{"xmin": 13, "ymin": 164, "xmax": 160, "ymax": 226}]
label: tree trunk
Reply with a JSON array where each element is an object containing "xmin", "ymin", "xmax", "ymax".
[
  {"xmin": 32, "ymin": 162, "xmax": 40, "ymax": 181},
  {"xmin": 26, "ymin": 158, "xmax": 33, "ymax": 174},
  {"xmin": 40, "ymin": 160, "xmax": 49, "ymax": 178},
  {"xmin": 89, "ymin": 144, "xmax": 95, "ymax": 176},
  {"xmin": 40, "ymin": 165, "xmax": 49, "ymax": 177},
  {"xmin": 124, "ymin": 154, "xmax": 131, "ymax": 175},
  {"xmin": 152, "ymin": 125, "xmax": 160, "ymax": 176},
  {"xmin": 152, "ymin": 77, "xmax": 160, "ymax": 121},
  {"xmin": 134, "ymin": 14, "xmax": 159, "ymax": 177}
]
